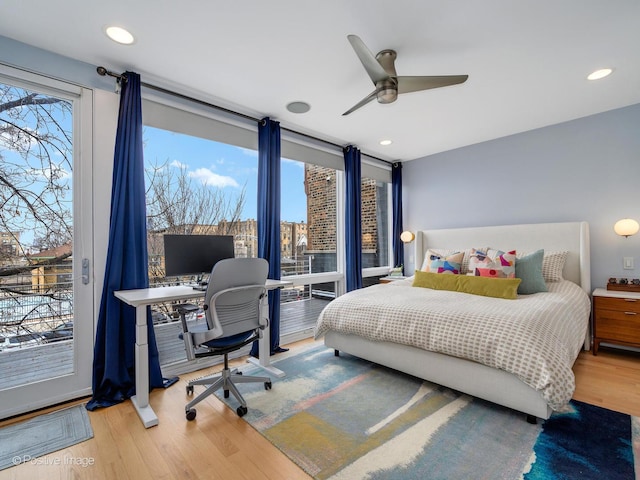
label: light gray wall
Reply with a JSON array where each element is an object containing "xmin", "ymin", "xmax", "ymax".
[{"xmin": 403, "ymin": 103, "xmax": 640, "ymax": 289}]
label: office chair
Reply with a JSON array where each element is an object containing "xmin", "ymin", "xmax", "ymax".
[{"xmin": 176, "ymin": 257, "xmax": 272, "ymax": 420}]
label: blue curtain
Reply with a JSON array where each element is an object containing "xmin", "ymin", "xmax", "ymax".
[
  {"xmin": 251, "ymin": 117, "xmax": 286, "ymax": 356},
  {"xmin": 87, "ymin": 72, "xmax": 163, "ymax": 411},
  {"xmin": 344, "ymin": 145, "xmax": 363, "ymax": 292},
  {"xmin": 392, "ymin": 162, "xmax": 404, "ymax": 270}
]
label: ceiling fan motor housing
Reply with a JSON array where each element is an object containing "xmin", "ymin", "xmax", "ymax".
[{"xmin": 376, "ymin": 49, "xmax": 398, "ymax": 103}]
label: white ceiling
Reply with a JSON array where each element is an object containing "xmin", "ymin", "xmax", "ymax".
[{"xmin": 1, "ymin": 0, "xmax": 639, "ymax": 162}]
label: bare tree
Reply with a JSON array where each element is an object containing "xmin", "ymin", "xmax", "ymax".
[
  {"xmin": 0, "ymin": 83, "xmax": 73, "ymax": 275},
  {"xmin": 145, "ymin": 160, "xmax": 246, "ymax": 280}
]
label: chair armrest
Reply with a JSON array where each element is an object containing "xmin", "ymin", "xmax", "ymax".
[
  {"xmin": 175, "ymin": 303, "xmax": 203, "ymax": 361},
  {"xmin": 174, "ymin": 303, "xmax": 200, "ymax": 315}
]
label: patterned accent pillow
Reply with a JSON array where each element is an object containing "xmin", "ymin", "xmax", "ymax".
[
  {"xmin": 420, "ymin": 247, "xmax": 487, "ymax": 274},
  {"xmin": 421, "ymin": 249, "xmax": 464, "ymax": 274},
  {"xmin": 469, "ymin": 248, "xmax": 516, "ymax": 278},
  {"xmin": 421, "ymin": 248, "xmax": 455, "ymax": 271}
]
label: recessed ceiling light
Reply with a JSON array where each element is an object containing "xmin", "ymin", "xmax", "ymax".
[
  {"xmin": 379, "ymin": 139, "xmax": 392, "ymax": 146},
  {"xmin": 587, "ymin": 68, "xmax": 613, "ymax": 81},
  {"xmin": 105, "ymin": 26, "xmax": 135, "ymax": 45},
  {"xmin": 286, "ymin": 101, "xmax": 311, "ymax": 114}
]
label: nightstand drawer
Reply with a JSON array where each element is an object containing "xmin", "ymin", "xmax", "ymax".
[
  {"xmin": 594, "ymin": 295, "xmax": 640, "ymax": 312},
  {"xmin": 594, "ymin": 310, "xmax": 640, "ymax": 343},
  {"xmin": 592, "ymin": 288, "xmax": 640, "ymax": 354}
]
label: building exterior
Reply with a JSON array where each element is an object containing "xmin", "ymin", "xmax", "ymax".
[
  {"xmin": 304, "ymin": 163, "xmax": 388, "ymax": 274},
  {"xmin": 26, "ymin": 243, "xmax": 73, "ymax": 292},
  {"xmin": 0, "ymin": 232, "xmax": 21, "ymax": 266}
]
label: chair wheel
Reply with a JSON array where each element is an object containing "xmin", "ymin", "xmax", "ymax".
[
  {"xmin": 237, "ymin": 406, "xmax": 248, "ymax": 417},
  {"xmin": 186, "ymin": 409, "xmax": 197, "ymax": 421},
  {"xmin": 186, "ymin": 385, "xmax": 194, "ymax": 395},
  {"xmin": 264, "ymin": 381, "xmax": 272, "ymax": 390},
  {"xmin": 224, "ymin": 389, "xmax": 230, "ymax": 398}
]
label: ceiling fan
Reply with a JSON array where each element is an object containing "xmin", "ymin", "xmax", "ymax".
[{"xmin": 343, "ymin": 34, "xmax": 469, "ymax": 116}]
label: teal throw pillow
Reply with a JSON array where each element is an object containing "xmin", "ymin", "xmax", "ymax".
[{"xmin": 515, "ymin": 249, "xmax": 548, "ymax": 294}]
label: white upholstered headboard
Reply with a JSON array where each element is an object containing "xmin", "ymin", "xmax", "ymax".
[{"xmin": 414, "ymin": 221, "xmax": 591, "ymax": 295}]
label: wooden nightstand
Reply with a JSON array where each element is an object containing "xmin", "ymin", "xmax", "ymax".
[
  {"xmin": 379, "ymin": 276, "xmax": 407, "ymax": 284},
  {"xmin": 592, "ymin": 288, "xmax": 640, "ymax": 355}
]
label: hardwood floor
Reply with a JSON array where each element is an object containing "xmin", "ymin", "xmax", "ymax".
[
  {"xmin": 1, "ymin": 340, "xmax": 639, "ymax": 479},
  {"xmin": 572, "ymin": 345, "xmax": 640, "ymax": 417}
]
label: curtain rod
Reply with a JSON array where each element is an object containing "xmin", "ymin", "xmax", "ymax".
[{"xmin": 96, "ymin": 66, "xmax": 394, "ymax": 166}]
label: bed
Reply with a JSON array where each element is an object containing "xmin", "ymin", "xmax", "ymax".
[{"xmin": 314, "ymin": 221, "xmax": 591, "ymax": 420}]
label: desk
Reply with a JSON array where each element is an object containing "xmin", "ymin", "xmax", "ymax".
[{"xmin": 115, "ymin": 279, "xmax": 292, "ymax": 428}]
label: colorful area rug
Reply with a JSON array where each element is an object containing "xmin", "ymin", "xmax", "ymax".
[
  {"xmin": 0, "ymin": 404, "xmax": 93, "ymax": 470},
  {"xmin": 218, "ymin": 343, "xmax": 638, "ymax": 479}
]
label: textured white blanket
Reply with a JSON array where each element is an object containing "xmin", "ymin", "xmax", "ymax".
[{"xmin": 315, "ymin": 279, "xmax": 590, "ymax": 410}]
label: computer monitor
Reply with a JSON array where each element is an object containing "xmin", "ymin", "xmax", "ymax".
[{"xmin": 163, "ymin": 234, "xmax": 235, "ymax": 279}]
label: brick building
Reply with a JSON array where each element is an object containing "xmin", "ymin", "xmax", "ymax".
[{"xmin": 304, "ymin": 164, "xmax": 387, "ymax": 273}]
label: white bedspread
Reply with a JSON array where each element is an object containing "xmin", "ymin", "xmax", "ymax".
[{"xmin": 314, "ymin": 279, "xmax": 590, "ymax": 410}]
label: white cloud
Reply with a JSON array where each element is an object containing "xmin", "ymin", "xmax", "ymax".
[
  {"xmin": 170, "ymin": 159, "xmax": 187, "ymax": 169},
  {"xmin": 189, "ymin": 168, "xmax": 239, "ymax": 188}
]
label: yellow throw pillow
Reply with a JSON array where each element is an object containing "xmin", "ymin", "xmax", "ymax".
[{"xmin": 413, "ymin": 270, "xmax": 521, "ymax": 299}]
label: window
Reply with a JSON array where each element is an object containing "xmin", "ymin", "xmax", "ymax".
[
  {"xmin": 141, "ymin": 124, "xmax": 259, "ymax": 285},
  {"xmin": 361, "ymin": 177, "xmax": 390, "ymax": 270},
  {"xmin": 140, "ymin": 94, "xmax": 393, "ymax": 350},
  {"xmin": 141, "ymin": 100, "xmax": 260, "ymax": 369}
]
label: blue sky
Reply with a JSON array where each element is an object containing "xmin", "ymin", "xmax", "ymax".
[{"xmin": 143, "ymin": 126, "xmax": 308, "ymax": 222}]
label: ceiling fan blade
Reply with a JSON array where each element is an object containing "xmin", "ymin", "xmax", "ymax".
[
  {"xmin": 347, "ymin": 34, "xmax": 389, "ymax": 85},
  {"xmin": 342, "ymin": 89, "xmax": 378, "ymax": 116},
  {"xmin": 396, "ymin": 75, "xmax": 469, "ymax": 94}
]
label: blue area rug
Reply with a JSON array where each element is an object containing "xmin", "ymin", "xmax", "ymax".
[
  {"xmin": 217, "ymin": 344, "xmax": 638, "ymax": 479},
  {"xmin": 0, "ymin": 404, "xmax": 93, "ymax": 470}
]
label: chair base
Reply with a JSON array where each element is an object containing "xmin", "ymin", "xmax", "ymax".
[{"xmin": 185, "ymin": 365, "xmax": 271, "ymax": 420}]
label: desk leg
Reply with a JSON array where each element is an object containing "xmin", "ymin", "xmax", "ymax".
[
  {"xmin": 131, "ymin": 305, "xmax": 159, "ymax": 428},
  {"xmin": 247, "ymin": 292, "xmax": 285, "ymax": 378}
]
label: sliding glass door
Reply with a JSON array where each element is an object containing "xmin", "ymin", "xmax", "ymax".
[{"xmin": 0, "ymin": 66, "xmax": 94, "ymax": 419}]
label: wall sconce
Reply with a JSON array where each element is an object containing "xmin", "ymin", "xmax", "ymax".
[
  {"xmin": 614, "ymin": 218, "xmax": 640, "ymax": 238},
  {"xmin": 400, "ymin": 231, "xmax": 415, "ymax": 243}
]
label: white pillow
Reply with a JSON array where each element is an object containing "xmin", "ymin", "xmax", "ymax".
[{"xmin": 542, "ymin": 251, "xmax": 568, "ymax": 282}]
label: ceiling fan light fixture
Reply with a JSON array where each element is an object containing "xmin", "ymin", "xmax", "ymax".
[
  {"xmin": 587, "ymin": 68, "xmax": 613, "ymax": 80},
  {"xmin": 377, "ymin": 87, "xmax": 397, "ymax": 104},
  {"xmin": 286, "ymin": 101, "xmax": 311, "ymax": 114},
  {"xmin": 105, "ymin": 26, "xmax": 135, "ymax": 45}
]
